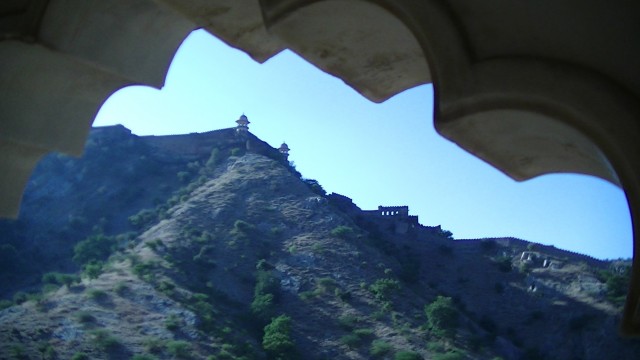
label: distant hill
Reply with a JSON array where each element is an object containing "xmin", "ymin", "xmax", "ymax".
[{"xmin": 0, "ymin": 126, "xmax": 636, "ymax": 359}]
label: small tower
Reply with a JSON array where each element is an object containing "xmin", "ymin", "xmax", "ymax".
[
  {"xmin": 235, "ymin": 114, "xmax": 250, "ymax": 134},
  {"xmin": 278, "ymin": 142, "xmax": 290, "ymax": 160}
]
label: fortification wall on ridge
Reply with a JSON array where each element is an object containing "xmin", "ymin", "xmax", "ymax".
[{"xmin": 455, "ymin": 237, "xmax": 606, "ymax": 266}]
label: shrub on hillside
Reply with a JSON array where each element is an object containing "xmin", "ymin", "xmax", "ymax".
[
  {"xmin": 370, "ymin": 340, "xmax": 393, "ymax": 357},
  {"xmin": 87, "ymin": 289, "xmax": 109, "ymax": 302},
  {"xmin": 128, "ymin": 209, "xmax": 158, "ymax": 230},
  {"xmin": 71, "ymin": 353, "xmax": 89, "ymax": 360},
  {"xmin": 75, "ymin": 311, "xmax": 96, "ymax": 324},
  {"xmin": 331, "ymin": 226, "xmax": 355, "ymax": 240},
  {"xmin": 433, "ymin": 351, "xmax": 466, "ymax": 360},
  {"xmin": 394, "ymin": 350, "xmax": 422, "ymax": 360},
  {"xmin": 131, "ymin": 355, "xmax": 158, "ymax": 360},
  {"xmin": 90, "ymin": 329, "xmax": 121, "ymax": 352},
  {"xmin": 42, "ymin": 272, "xmax": 80, "ymax": 287},
  {"xmin": 0, "ymin": 299, "xmax": 13, "ymax": 310},
  {"xmin": 230, "ymin": 220, "xmax": 256, "ymax": 242},
  {"xmin": 82, "ymin": 261, "xmax": 104, "ymax": 280},
  {"xmin": 251, "ymin": 269, "xmax": 280, "ymax": 324},
  {"xmin": 167, "ymin": 340, "xmax": 192, "ymax": 359},
  {"xmin": 424, "ymin": 296, "xmax": 459, "ymax": 338},
  {"xmin": 251, "ymin": 293, "xmax": 275, "ymax": 322},
  {"xmin": 340, "ymin": 333, "xmax": 362, "ymax": 348},
  {"xmin": 230, "ymin": 147, "xmax": 245, "ymax": 157},
  {"xmin": 262, "ymin": 315, "xmax": 295, "ymax": 358},
  {"xmin": 596, "ymin": 267, "xmax": 631, "ymax": 306},
  {"xmin": 73, "ymin": 234, "xmax": 117, "ymax": 265},
  {"xmin": 338, "ymin": 314, "xmax": 361, "ymax": 330},
  {"xmin": 205, "ymin": 148, "xmax": 222, "ymax": 169},
  {"xmin": 369, "ymin": 278, "xmax": 401, "ymax": 302}
]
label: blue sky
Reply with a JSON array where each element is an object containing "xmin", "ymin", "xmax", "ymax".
[{"xmin": 94, "ymin": 30, "xmax": 632, "ymax": 260}]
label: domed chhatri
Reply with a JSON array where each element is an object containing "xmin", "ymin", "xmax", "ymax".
[
  {"xmin": 235, "ymin": 114, "xmax": 250, "ymax": 133},
  {"xmin": 278, "ymin": 142, "xmax": 290, "ymax": 160}
]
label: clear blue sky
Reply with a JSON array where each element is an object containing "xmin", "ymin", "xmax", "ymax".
[{"xmin": 94, "ymin": 30, "xmax": 632, "ymax": 260}]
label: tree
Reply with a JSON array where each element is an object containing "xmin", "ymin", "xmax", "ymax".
[
  {"xmin": 425, "ymin": 296, "xmax": 459, "ymax": 338},
  {"xmin": 82, "ymin": 261, "xmax": 104, "ymax": 280},
  {"xmin": 73, "ymin": 234, "xmax": 116, "ymax": 265},
  {"xmin": 263, "ymin": 315, "xmax": 295, "ymax": 358}
]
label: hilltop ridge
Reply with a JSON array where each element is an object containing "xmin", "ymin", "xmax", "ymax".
[{"xmin": 0, "ymin": 125, "xmax": 636, "ymax": 359}]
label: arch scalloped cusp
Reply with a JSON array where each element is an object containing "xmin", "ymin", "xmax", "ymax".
[
  {"xmin": 260, "ymin": 0, "xmax": 431, "ymax": 102},
  {"xmin": 0, "ymin": 140, "xmax": 48, "ymax": 219},
  {"xmin": 437, "ymin": 110, "xmax": 621, "ymax": 185},
  {"xmin": 159, "ymin": 0, "xmax": 287, "ymax": 63},
  {"xmin": 38, "ymin": 0, "xmax": 196, "ymax": 88},
  {"xmin": 0, "ymin": 0, "xmax": 196, "ymax": 218}
]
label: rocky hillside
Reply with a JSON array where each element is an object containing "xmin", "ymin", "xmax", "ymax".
[{"xmin": 0, "ymin": 127, "xmax": 637, "ymax": 360}]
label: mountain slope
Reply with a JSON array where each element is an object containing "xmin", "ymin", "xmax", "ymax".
[{"xmin": 0, "ymin": 128, "xmax": 637, "ymax": 360}]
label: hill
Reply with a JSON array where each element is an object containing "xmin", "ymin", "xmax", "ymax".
[{"xmin": 0, "ymin": 126, "xmax": 637, "ymax": 359}]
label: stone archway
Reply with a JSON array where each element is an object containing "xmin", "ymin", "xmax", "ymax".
[{"xmin": 1, "ymin": 0, "xmax": 639, "ymax": 334}]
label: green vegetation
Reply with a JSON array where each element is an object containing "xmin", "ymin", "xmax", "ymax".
[
  {"xmin": 0, "ymin": 299, "xmax": 12, "ymax": 310},
  {"xmin": 143, "ymin": 337, "xmax": 165, "ymax": 354},
  {"xmin": 131, "ymin": 355, "xmax": 158, "ymax": 360},
  {"xmin": 230, "ymin": 220, "xmax": 257, "ymax": 247},
  {"xmin": 205, "ymin": 148, "xmax": 221, "ymax": 169},
  {"xmin": 425, "ymin": 296, "xmax": 459, "ymax": 338},
  {"xmin": 340, "ymin": 328, "xmax": 375, "ymax": 348},
  {"xmin": 71, "ymin": 353, "xmax": 89, "ymax": 360},
  {"xmin": 12, "ymin": 291, "xmax": 28, "ymax": 305},
  {"xmin": 87, "ymin": 288, "xmax": 109, "ymax": 302},
  {"xmin": 370, "ymin": 340, "xmax": 393, "ymax": 357},
  {"xmin": 9, "ymin": 343, "xmax": 27, "ymax": 360},
  {"xmin": 394, "ymin": 350, "xmax": 422, "ymax": 360},
  {"xmin": 167, "ymin": 340, "xmax": 192, "ymax": 359},
  {"xmin": 519, "ymin": 262, "xmax": 533, "ymax": 274},
  {"xmin": 432, "ymin": 351, "xmax": 466, "ymax": 360},
  {"xmin": 165, "ymin": 313, "xmax": 182, "ymax": 331},
  {"xmin": 42, "ymin": 272, "xmax": 80, "ymax": 287},
  {"xmin": 73, "ymin": 234, "xmax": 117, "ymax": 265},
  {"xmin": 82, "ymin": 260, "xmax": 104, "ymax": 280},
  {"xmin": 331, "ymin": 225, "xmax": 355, "ymax": 240},
  {"xmin": 251, "ymin": 269, "xmax": 280, "ymax": 323},
  {"xmin": 596, "ymin": 266, "xmax": 631, "ymax": 306},
  {"xmin": 369, "ymin": 278, "xmax": 401, "ymax": 302},
  {"xmin": 129, "ymin": 209, "xmax": 158, "ymax": 229},
  {"xmin": 75, "ymin": 311, "xmax": 96, "ymax": 324},
  {"xmin": 187, "ymin": 293, "xmax": 220, "ymax": 333},
  {"xmin": 37, "ymin": 342, "xmax": 56, "ymax": 359},
  {"xmin": 230, "ymin": 147, "xmax": 245, "ymax": 157},
  {"xmin": 90, "ymin": 329, "xmax": 121, "ymax": 352},
  {"xmin": 132, "ymin": 261, "xmax": 156, "ymax": 282},
  {"xmin": 338, "ymin": 314, "xmax": 362, "ymax": 330},
  {"xmin": 262, "ymin": 315, "xmax": 295, "ymax": 359}
]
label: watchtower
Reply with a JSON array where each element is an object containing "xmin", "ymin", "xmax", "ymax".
[
  {"xmin": 235, "ymin": 114, "xmax": 250, "ymax": 134},
  {"xmin": 278, "ymin": 142, "xmax": 290, "ymax": 160}
]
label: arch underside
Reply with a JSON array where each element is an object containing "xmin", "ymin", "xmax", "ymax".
[{"xmin": 1, "ymin": 0, "xmax": 639, "ymax": 334}]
